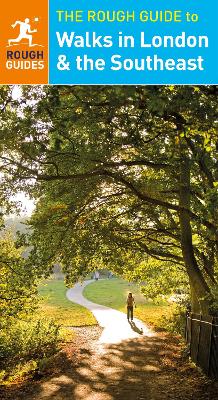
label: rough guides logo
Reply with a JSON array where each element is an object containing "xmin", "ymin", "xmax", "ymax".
[
  {"xmin": 0, "ymin": 0, "xmax": 48, "ymax": 84},
  {"xmin": 7, "ymin": 17, "xmax": 45, "ymax": 71}
]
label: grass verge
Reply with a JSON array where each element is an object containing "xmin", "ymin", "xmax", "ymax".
[
  {"xmin": 38, "ymin": 279, "xmax": 97, "ymax": 327},
  {"xmin": 0, "ymin": 279, "xmax": 96, "ymax": 386},
  {"xmin": 83, "ymin": 278, "xmax": 171, "ymax": 329}
]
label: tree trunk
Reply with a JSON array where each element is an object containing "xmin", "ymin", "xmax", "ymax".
[
  {"xmin": 179, "ymin": 150, "xmax": 210, "ymax": 314},
  {"xmin": 190, "ymin": 284, "xmax": 200, "ymax": 313}
]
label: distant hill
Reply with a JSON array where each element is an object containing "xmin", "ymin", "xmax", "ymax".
[
  {"xmin": 3, "ymin": 216, "xmax": 30, "ymax": 238},
  {"xmin": 1, "ymin": 217, "xmax": 32, "ymax": 258}
]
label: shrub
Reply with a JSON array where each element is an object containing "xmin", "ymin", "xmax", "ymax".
[
  {"xmin": 0, "ymin": 318, "xmax": 61, "ymax": 382},
  {"xmin": 159, "ymin": 304, "xmax": 187, "ymax": 335}
]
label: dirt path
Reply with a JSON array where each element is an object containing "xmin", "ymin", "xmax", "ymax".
[
  {"xmin": 2, "ymin": 326, "xmax": 217, "ymax": 400},
  {"xmin": 1, "ymin": 282, "xmax": 217, "ymax": 400}
]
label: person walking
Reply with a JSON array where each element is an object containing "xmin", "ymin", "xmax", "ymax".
[
  {"xmin": 94, "ymin": 271, "xmax": 100, "ymax": 281},
  {"xmin": 126, "ymin": 292, "xmax": 135, "ymax": 321}
]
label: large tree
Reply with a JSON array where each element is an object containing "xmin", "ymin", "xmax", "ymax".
[{"xmin": 0, "ymin": 85, "xmax": 217, "ymax": 313}]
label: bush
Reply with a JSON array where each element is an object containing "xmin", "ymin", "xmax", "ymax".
[
  {"xmin": 159, "ymin": 304, "xmax": 187, "ymax": 335},
  {"xmin": 0, "ymin": 318, "xmax": 61, "ymax": 382}
]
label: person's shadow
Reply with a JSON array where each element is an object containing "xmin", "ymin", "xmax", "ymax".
[{"xmin": 129, "ymin": 320, "xmax": 143, "ymax": 335}]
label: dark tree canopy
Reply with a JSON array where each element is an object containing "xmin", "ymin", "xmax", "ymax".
[{"xmin": 0, "ymin": 85, "xmax": 217, "ymax": 313}]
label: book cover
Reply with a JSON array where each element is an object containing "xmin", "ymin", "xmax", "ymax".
[{"xmin": 0, "ymin": 1, "xmax": 217, "ymax": 397}]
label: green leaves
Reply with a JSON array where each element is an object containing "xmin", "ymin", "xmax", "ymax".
[
  {"xmin": 0, "ymin": 232, "xmax": 38, "ymax": 321},
  {"xmin": 0, "ymin": 85, "xmax": 217, "ymax": 312}
]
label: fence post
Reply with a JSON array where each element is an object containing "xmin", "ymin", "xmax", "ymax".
[
  {"xmin": 197, "ymin": 314, "xmax": 213, "ymax": 375},
  {"xmin": 208, "ymin": 317, "xmax": 218, "ymax": 379},
  {"xmin": 197, "ymin": 314, "xmax": 202, "ymax": 362},
  {"xmin": 191, "ymin": 313, "xmax": 201, "ymax": 363},
  {"xmin": 185, "ymin": 313, "xmax": 217, "ymax": 378},
  {"xmin": 208, "ymin": 317, "xmax": 213, "ymax": 376},
  {"xmin": 185, "ymin": 310, "xmax": 189, "ymax": 342}
]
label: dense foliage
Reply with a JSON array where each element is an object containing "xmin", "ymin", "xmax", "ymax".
[
  {"xmin": 0, "ymin": 229, "xmax": 61, "ymax": 383},
  {"xmin": 0, "ymin": 231, "xmax": 37, "ymax": 321},
  {"xmin": 0, "ymin": 85, "xmax": 217, "ymax": 313},
  {"xmin": 0, "ymin": 318, "xmax": 60, "ymax": 383}
]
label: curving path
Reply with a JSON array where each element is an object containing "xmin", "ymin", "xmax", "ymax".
[
  {"xmin": 5, "ymin": 281, "xmax": 217, "ymax": 400},
  {"xmin": 66, "ymin": 280, "xmax": 154, "ymax": 345}
]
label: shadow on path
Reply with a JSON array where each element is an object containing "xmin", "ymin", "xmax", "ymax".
[
  {"xmin": 3, "ymin": 328, "xmax": 217, "ymax": 400},
  {"xmin": 2, "ymin": 282, "xmax": 217, "ymax": 400},
  {"xmin": 129, "ymin": 321, "xmax": 143, "ymax": 335}
]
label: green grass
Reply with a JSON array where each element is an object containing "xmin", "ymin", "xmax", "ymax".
[
  {"xmin": 38, "ymin": 280, "xmax": 96, "ymax": 327},
  {"xmin": 0, "ymin": 280, "xmax": 97, "ymax": 386},
  {"xmin": 83, "ymin": 278, "xmax": 171, "ymax": 329}
]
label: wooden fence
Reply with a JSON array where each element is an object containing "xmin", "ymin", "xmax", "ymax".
[{"xmin": 185, "ymin": 313, "xmax": 218, "ymax": 379}]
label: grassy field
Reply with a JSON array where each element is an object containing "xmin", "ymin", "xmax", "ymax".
[
  {"xmin": 37, "ymin": 278, "xmax": 173, "ymax": 329},
  {"xmin": 38, "ymin": 279, "xmax": 96, "ymax": 327},
  {"xmin": 83, "ymin": 278, "xmax": 171, "ymax": 328}
]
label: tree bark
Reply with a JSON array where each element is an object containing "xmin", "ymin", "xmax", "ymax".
[
  {"xmin": 179, "ymin": 149, "xmax": 210, "ymax": 314},
  {"xmin": 190, "ymin": 284, "xmax": 200, "ymax": 313}
]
